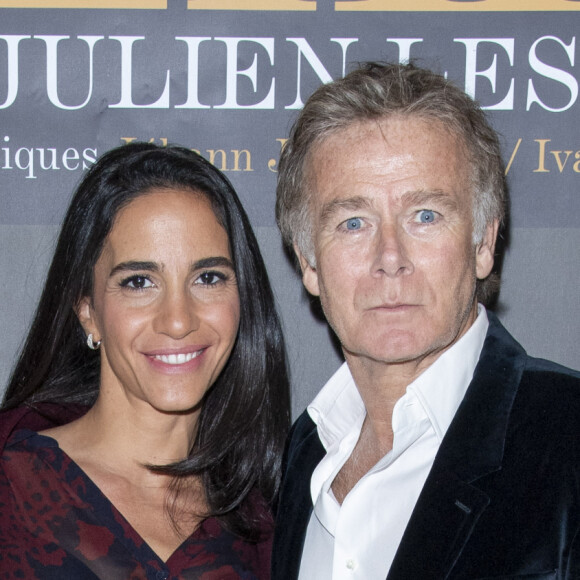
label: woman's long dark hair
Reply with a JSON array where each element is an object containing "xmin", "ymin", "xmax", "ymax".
[{"xmin": 2, "ymin": 142, "xmax": 291, "ymax": 540}]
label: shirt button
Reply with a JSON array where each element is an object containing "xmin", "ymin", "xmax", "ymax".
[
  {"xmin": 155, "ymin": 571, "xmax": 168, "ymax": 580},
  {"xmin": 346, "ymin": 559, "xmax": 357, "ymax": 570}
]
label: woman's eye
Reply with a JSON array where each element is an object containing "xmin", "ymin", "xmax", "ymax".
[
  {"xmin": 121, "ymin": 275, "xmax": 153, "ymax": 290},
  {"xmin": 344, "ymin": 217, "xmax": 362, "ymax": 231},
  {"xmin": 418, "ymin": 210, "xmax": 436, "ymax": 224},
  {"xmin": 196, "ymin": 271, "xmax": 225, "ymax": 286}
]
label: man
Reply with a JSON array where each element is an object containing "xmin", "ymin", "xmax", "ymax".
[{"xmin": 272, "ymin": 62, "xmax": 580, "ymax": 579}]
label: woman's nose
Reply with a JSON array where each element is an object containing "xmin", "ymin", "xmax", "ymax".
[{"xmin": 153, "ymin": 290, "xmax": 200, "ymax": 339}]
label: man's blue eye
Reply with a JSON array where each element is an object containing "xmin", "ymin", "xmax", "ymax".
[
  {"xmin": 419, "ymin": 210, "xmax": 436, "ymax": 224},
  {"xmin": 345, "ymin": 218, "xmax": 362, "ymax": 230}
]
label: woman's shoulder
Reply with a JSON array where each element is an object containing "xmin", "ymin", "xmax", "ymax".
[{"xmin": 0, "ymin": 402, "xmax": 88, "ymax": 451}]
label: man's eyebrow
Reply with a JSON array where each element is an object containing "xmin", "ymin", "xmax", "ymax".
[
  {"xmin": 403, "ymin": 189, "xmax": 460, "ymax": 211},
  {"xmin": 319, "ymin": 196, "xmax": 373, "ymax": 225},
  {"xmin": 318, "ymin": 190, "xmax": 460, "ymax": 225}
]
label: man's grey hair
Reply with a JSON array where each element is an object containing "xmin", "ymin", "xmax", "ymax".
[{"xmin": 275, "ymin": 61, "xmax": 507, "ymax": 304}]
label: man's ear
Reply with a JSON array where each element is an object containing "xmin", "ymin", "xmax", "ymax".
[
  {"xmin": 294, "ymin": 243, "xmax": 321, "ymax": 297},
  {"xmin": 75, "ymin": 296, "xmax": 100, "ymax": 341},
  {"xmin": 476, "ymin": 219, "xmax": 499, "ymax": 280}
]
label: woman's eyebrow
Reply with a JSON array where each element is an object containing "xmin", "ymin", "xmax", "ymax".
[
  {"xmin": 108, "ymin": 257, "xmax": 235, "ymax": 278},
  {"xmin": 192, "ymin": 256, "xmax": 235, "ymax": 271},
  {"xmin": 109, "ymin": 261, "xmax": 159, "ymax": 277}
]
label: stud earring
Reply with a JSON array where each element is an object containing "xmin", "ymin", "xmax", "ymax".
[{"xmin": 87, "ymin": 333, "xmax": 101, "ymax": 350}]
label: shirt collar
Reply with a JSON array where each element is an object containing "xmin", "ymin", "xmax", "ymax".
[
  {"xmin": 404, "ymin": 304, "xmax": 489, "ymax": 442},
  {"xmin": 308, "ymin": 305, "xmax": 489, "ymax": 449},
  {"xmin": 307, "ymin": 362, "xmax": 365, "ymax": 451}
]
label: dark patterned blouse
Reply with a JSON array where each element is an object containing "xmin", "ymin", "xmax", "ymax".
[{"xmin": 0, "ymin": 429, "xmax": 272, "ymax": 579}]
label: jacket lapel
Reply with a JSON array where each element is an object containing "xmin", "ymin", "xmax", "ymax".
[
  {"xmin": 388, "ymin": 470, "xmax": 491, "ymax": 579},
  {"xmin": 272, "ymin": 415, "xmax": 325, "ymax": 580},
  {"xmin": 388, "ymin": 313, "xmax": 527, "ymax": 579}
]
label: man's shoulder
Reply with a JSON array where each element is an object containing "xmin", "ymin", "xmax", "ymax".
[
  {"xmin": 521, "ymin": 353, "xmax": 580, "ymax": 381},
  {"xmin": 517, "ymin": 354, "xmax": 580, "ymax": 418},
  {"xmin": 287, "ymin": 410, "xmax": 318, "ymax": 450},
  {"xmin": 276, "ymin": 410, "xmax": 324, "ymax": 515},
  {"xmin": 486, "ymin": 313, "xmax": 580, "ymax": 411},
  {"xmin": 280, "ymin": 410, "xmax": 325, "ymax": 478},
  {"xmin": 485, "ymin": 311, "xmax": 579, "ymax": 383},
  {"xmin": 495, "ymin": 352, "xmax": 580, "ymax": 469}
]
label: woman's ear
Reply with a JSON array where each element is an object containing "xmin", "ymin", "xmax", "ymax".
[{"xmin": 76, "ymin": 296, "xmax": 100, "ymax": 341}]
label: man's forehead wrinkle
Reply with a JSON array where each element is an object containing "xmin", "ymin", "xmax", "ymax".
[
  {"xmin": 309, "ymin": 117, "xmax": 470, "ymax": 232},
  {"xmin": 375, "ymin": 117, "xmax": 392, "ymax": 150},
  {"xmin": 404, "ymin": 189, "xmax": 460, "ymax": 210}
]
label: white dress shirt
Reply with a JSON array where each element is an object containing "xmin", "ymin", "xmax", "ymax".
[{"xmin": 298, "ymin": 306, "xmax": 489, "ymax": 580}]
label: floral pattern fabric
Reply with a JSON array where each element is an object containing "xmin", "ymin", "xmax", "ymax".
[{"xmin": 0, "ymin": 429, "xmax": 272, "ymax": 579}]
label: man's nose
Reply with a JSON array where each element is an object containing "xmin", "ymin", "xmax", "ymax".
[
  {"xmin": 153, "ymin": 290, "xmax": 200, "ymax": 339},
  {"xmin": 371, "ymin": 222, "xmax": 414, "ymax": 277}
]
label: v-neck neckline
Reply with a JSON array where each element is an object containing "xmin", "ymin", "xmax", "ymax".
[{"xmin": 26, "ymin": 429, "xmax": 211, "ymax": 566}]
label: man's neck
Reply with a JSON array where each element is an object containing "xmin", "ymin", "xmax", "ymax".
[
  {"xmin": 330, "ymin": 357, "xmax": 416, "ymax": 503},
  {"xmin": 330, "ymin": 357, "xmax": 441, "ymax": 504},
  {"xmin": 342, "ymin": 303, "xmax": 480, "ymax": 436},
  {"xmin": 343, "ymin": 354, "xmax": 426, "ymax": 430}
]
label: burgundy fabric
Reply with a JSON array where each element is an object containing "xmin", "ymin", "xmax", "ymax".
[
  {"xmin": 0, "ymin": 402, "xmax": 89, "ymax": 446},
  {"xmin": 0, "ymin": 405, "xmax": 272, "ymax": 579}
]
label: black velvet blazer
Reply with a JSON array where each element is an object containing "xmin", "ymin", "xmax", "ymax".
[{"xmin": 272, "ymin": 313, "xmax": 580, "ymax": 579}]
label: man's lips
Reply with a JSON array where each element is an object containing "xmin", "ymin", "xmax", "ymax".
[
  {"xmin": 366, "ymin": 303, "xmax": 420, "ymax": 315},
  {"xmin": 372, "ymin": 303, "xmax": 416, "ymax": 309}
]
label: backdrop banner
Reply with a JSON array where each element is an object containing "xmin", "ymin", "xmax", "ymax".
[{"xmin": 1, "ymin": 0, "xmax": 579, "ymax": 414}]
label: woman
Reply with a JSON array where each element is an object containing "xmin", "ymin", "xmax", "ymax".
[{"xmin": 0, "ymin": 143, "xmax": 290, "ymax": 578}]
